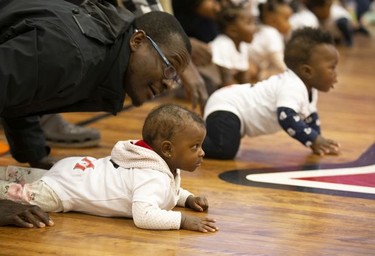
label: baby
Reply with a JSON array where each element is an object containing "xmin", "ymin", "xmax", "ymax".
[
  {"xmin": 210, "ymin": 3, "xmax": 256, "ymax": 86},
  {"xmin": 203, "ymin": 27, "xmax": 341, "ymax": 159},
  {"xmin": 248, "ymin": 0, "xmax": 293, "ymax": 81},
  {"xmin": 0, "ymin": 104, "xmax": 218, "ymax": 233}
]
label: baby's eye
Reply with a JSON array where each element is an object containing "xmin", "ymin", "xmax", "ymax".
[{"xmin": 191, "ymin": 144, "xmax": 199, "ymax": 151}]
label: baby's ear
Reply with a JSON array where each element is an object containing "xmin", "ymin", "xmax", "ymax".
[
  {"xmin": 161, "ymin": 140, "xmax": 173, "ymax": 158},
  {"xmin": 299, "ymin": 64, "xmax": 313, "ymax": 79}
]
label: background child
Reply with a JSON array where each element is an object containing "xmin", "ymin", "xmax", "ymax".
[
  {"xmin": 248, "ymin": 0, "xmax": 293, "ymax": 82},
  {"xmin": 209, "ymin": 3, "xmax": 257, "ymax": 87},
  {"xmin": 202, "ymin": 27, "xmax": 341, "ymax": 159},
  {"xmin": 0, "ymin": 104, "xmax": 219, "ymax": 233},
  {"xmin": 306, "ymin": 0, "xmax": 355, "ymax": 47},
  {"xmin": 288, "ymin": 0, "xmax": 320, "ymax": 30}
]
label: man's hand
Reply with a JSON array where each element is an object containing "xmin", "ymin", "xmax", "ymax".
[
  {"xmin": 189, "ymin": 38, "xmax": 212, "ymax": 67},
  {"xmin": 0, "ymin": 200, "xmax": 54, "ymax": 228},
  {"xmin": 179, "ymin": 37, "xmax": 212, "ymax": 114},
  {"xmin": 180, "ymin": 62, "xmax": 208, "ymax": 114}
]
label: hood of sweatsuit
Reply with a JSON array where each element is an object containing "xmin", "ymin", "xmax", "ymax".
[{"xmin": 110, "ymin": 140, "xmax": 174, "ymax": 179}]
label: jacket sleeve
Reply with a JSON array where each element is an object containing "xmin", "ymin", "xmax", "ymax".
[
  {"xmin": 277, "ymin": 106, "xmax": 320, "ymax": 147},
  {"xmin": 132, "ymin": 201, "xmax": 181, "ymax": 230},
  {"xmin": 0, "ymin": 28, "xmax": 38, "ymax": 112},
  {"xmin": 177, "ymin": 188, "xmax": 193, "ymax": 207}
]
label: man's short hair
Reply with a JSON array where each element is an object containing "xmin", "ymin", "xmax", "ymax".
[{"xmin": 134, "ymin": 11, "xmax": 191, "ymax": 54}]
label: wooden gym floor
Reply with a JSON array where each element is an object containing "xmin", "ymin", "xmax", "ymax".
[{"xmin": 0, "ymin": 26, "xmax": 374, "ymax": 255}]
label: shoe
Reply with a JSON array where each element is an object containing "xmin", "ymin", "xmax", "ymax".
[
  {"xmin": 355, "ymin": 27, "xmax": 370, "ymax": 37},
  {"xmin": 40, "ymin": 114, "xmax": 100, "ymax": 148},
  {"xmin": 28, "ymin": 156, "xmax": 58, "ymax": 170}
]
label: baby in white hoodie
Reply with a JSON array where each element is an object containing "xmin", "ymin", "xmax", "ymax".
[{"xmin": 0, "ymin": 104, "xmax": 218, "ymax": 233}]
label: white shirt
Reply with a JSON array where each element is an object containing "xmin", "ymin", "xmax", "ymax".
[
  {"xmin": 289, "ymin": 8, "xmax": 320, "ymax": 31},
  {"xmin": 41, "ymin": 140, "xmax": 193, "ymax": 230},
  {"xmin": 247, "ymin": 25, "xmax": 285, "ymax": 70},
  {"xmin": 204, "ymin": 69, "xmax": 318, "ymax": 137},
  {"xmin": 210, "ymin": 34, "xmax": 250, "ymax": 71}
]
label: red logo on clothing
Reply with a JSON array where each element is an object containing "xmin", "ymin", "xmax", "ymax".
[{"xmin": 73, "ymin": 157, "xmax": 95, "ymax": 171}]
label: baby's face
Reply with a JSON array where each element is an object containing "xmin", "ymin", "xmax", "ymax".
[
  {"xmin": 196, "ymin": 0, "xmax": 222, "ymax": 20},
  {"xmin": 234, "ymin": 9, "xmax": 257, "ymax": 43},
  {"xmin": 168, "ymin": 123, "xmax": 206, "ymax": 172},
  {"xmin": 306, "ymin": 44, "xmax": 339, "ymax": 92},
  {"xmin": 310, "ymin": 0, "xmax": 333, "ymax": 21},
  {"xmin": 272, "ymin": 4, "xmax": 292, "ymax": 36}
]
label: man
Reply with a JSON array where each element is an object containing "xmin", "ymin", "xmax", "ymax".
[{"xmin": 0, "ymin": 0, "xmax": 192, "ymax": 168}]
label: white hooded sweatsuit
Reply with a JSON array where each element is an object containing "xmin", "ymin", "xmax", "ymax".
[{"xmin": 38, "ymin": 140, "xmax": 193, "ymax": 230}]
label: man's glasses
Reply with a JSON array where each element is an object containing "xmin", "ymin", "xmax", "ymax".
[{"xmin": 134, "ymin": 29, "xmax": 178, "ymax": 83}]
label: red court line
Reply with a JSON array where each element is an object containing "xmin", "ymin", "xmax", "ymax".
[{"xmin": 295, "ymin": 173, "xmax": 375, "ymax": 187}]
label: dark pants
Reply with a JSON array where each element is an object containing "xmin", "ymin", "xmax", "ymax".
[
  {"xmin": 203, "ymin": 111, "xmax": 241, "ymax": 160},
  {"xmin": 356, "ymin": 0, "xmax": 371, "ymax": 20},
  {"xmin": 336, "ymin": 17, "xmax": 353, "ymax": 46},
  {"xmin": 2, "ymin": 116, "xmax": 49, "ymax": 163}
]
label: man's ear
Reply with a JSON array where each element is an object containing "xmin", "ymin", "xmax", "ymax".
[
  {"xmin": 130, "ymin": 30, "xmax": 146, "ymax": 52},
  {"xmin": 161, "ymin": 140, "xmax": 173, "ymax": 158}
]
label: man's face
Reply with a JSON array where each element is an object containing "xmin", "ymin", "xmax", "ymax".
[{"xmin": 124, "ymin": 30, "xmax": 190, "ymax": 106}]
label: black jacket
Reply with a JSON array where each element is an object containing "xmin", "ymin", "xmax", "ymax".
[{"xmin": 0, "ymin": 0, "xmax": 134, "ymax": 117}]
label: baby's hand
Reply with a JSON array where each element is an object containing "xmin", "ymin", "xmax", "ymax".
[
  {"xmin": 186, "ymin": 195, "xmax": 209, "ymax": 212},
  {"xmin": 311, "ymin": 135, "xmax": 341, "ymax": 156},
  {"xmin": 181, "ymin": 214, "xmax": 219, "ymax": 233}
]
